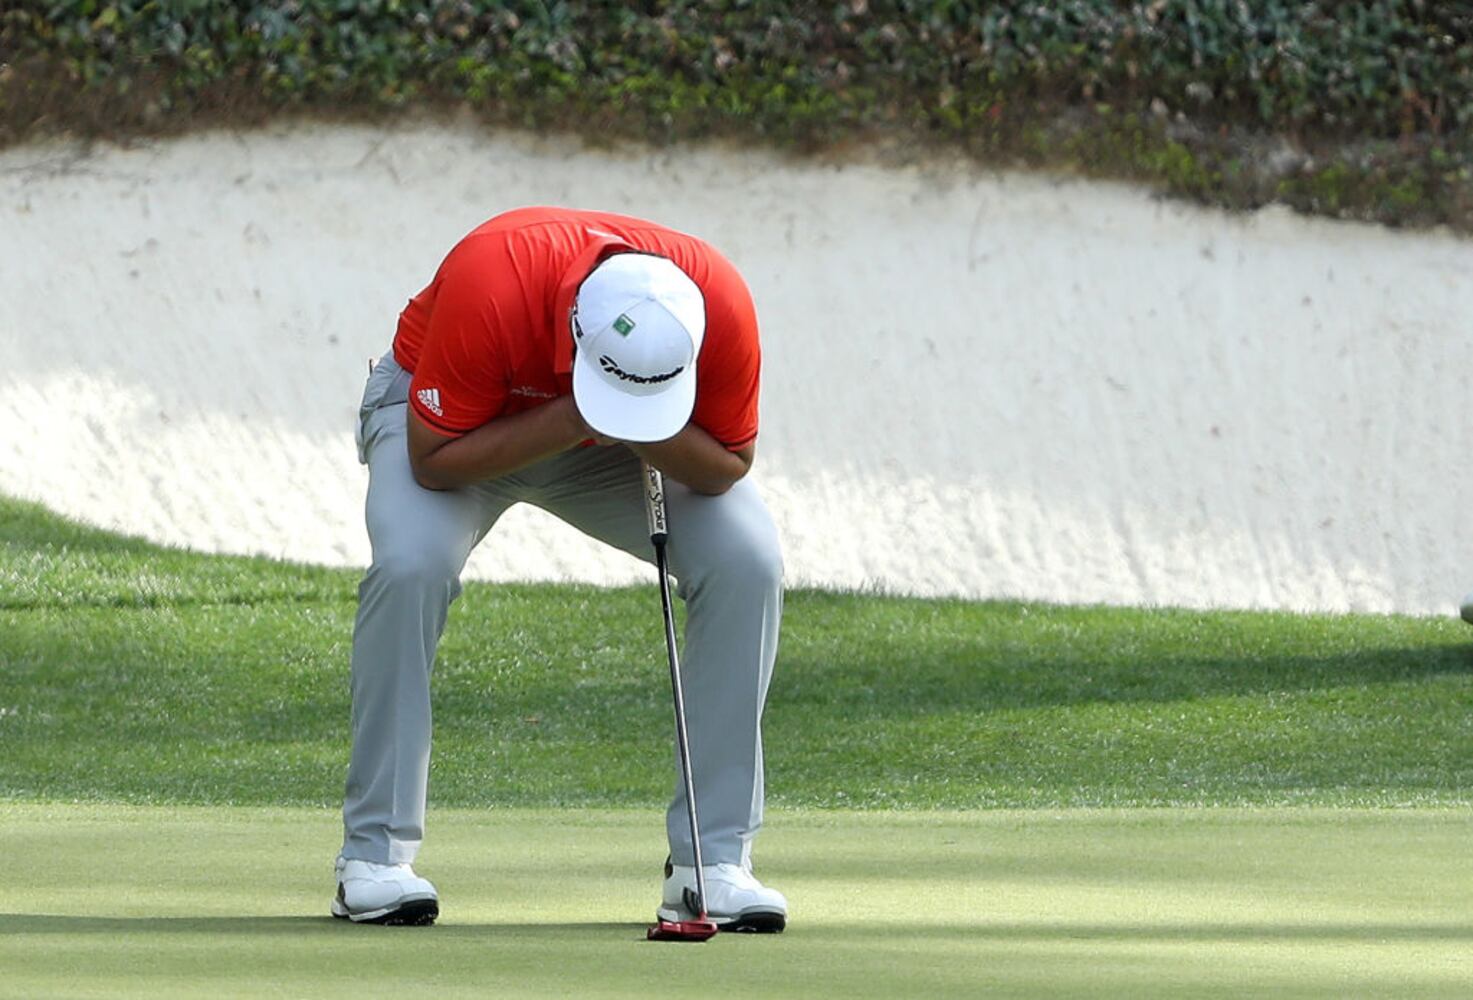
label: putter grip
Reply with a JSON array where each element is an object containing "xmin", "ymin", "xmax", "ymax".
[{"xmin": 643, "ymin": 462, "xmax": 668, "ymax": 544}]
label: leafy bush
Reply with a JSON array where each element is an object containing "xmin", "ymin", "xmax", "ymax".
[{"xmin": 2, "ymin": 2, "xmax": 1470, "ymax": 228}]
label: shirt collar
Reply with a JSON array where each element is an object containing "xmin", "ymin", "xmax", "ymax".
[{"xmin": 553, "ymin": 231, "xmax": 634, "ymax": 375}]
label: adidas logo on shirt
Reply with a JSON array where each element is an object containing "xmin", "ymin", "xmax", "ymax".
[{"xmin": 416, "ymin": 387, "xmax": 443, "ymax": 417}]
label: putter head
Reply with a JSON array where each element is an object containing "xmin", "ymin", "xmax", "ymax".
[{"xmin": 647, "ymin": 917, "xmax": 719, "ymax": 942}]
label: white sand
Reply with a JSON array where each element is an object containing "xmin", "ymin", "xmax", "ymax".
[{"xmin": 2, "ymin": 122, "xmax": 1469, "ymax": 614}]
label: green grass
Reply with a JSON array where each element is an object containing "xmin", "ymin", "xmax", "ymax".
[
  {"xmin": 3, "ymin": 803, "xmax": 1471, "ymax": 999},
  {"xmin": 5, "ymin": 494, "xmax": 1473, "ymax": 996},
  {"xmin": 2, "ymin": 495, "xmax": 1471, "ymax": 809}
]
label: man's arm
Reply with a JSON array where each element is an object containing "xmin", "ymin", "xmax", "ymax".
[
  {"xmin": 630, "ymin": 425, "xmax": 754, "ymax": 496},
  {"xmin": 408, "ymin": 394, "xmax": 752, "ymax": 495},
  {"xmin": 406, "ymin": 396, "xmax": 589, "ymax": 491}
]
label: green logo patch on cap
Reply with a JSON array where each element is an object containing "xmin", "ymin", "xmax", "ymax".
[{"xmin": 612, "ymin": 313, "xmax": 636, "ymax": 336}]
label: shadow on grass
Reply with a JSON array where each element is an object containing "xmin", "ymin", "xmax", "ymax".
[
  {"xmin": 828, "ymin": 921, "xmax": 1473, "ymax": 944},
  {"xmin": 779, "ymin": 624, "xmax": 1473, "ymax": 717},
  {"xmin": 2, "ymin": 914, "xmax": 1471, "ymax": 945},
  {"xmin": 0, "ymin": 914, "xmax": 649, "ymax": 937}
]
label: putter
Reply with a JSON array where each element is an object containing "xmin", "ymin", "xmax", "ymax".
[{"xmin": 642, "ymin": 462, "xmax": 719, "ymax": 944}]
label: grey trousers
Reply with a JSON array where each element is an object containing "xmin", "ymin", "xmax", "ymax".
[{"xmin": 340, "ymin": 355, "xmax": 783, "ymax": 868}]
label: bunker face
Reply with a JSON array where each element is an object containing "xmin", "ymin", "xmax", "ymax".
[{"xmin": 3, "ymin": 124, "xmax": 1472, "ymax": 614}]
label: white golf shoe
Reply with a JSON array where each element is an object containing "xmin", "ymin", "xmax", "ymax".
[
  {"xmin": 657, "ymin": 857, "xmax": 787, "ymax": 933},
  {"xmin": 331, "ymin": 856, "xmax": 439, "ymax": 925}
]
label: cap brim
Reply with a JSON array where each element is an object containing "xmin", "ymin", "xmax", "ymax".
[{"xmin": 572, "ymin": 348, "xmax": 697, "ymax": 443}]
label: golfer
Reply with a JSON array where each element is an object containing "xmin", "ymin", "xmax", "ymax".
[{"xmin": 332, "ymin": 206, "xmax": 788, "ymax": 932}]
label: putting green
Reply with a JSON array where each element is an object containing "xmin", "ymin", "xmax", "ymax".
[{"xmin": 1, "ymin": 804, "xmax": 1469, "ymax": 998}]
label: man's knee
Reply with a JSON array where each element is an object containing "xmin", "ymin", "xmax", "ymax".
[
  {"xmin": 732, "ymin": 531, "xmax": 784, "ymax": 592},
  {"xmin": 364, "ymin": 539, "xmax": 464, "ymax": 596},
  {"xmin": 685, "ymin": 518, "xmax": 784, "ymax": 597}
]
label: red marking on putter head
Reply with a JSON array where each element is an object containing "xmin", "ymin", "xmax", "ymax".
[{"xmin": 647, "ymin": 918, "xmax": 719, "ymax": 942}]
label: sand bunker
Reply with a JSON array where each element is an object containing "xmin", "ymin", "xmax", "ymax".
[{"xmin": 2, "ymin": 123, "xmax": 1470, "ymax": 614}]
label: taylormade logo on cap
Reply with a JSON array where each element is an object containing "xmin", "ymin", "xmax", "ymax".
[
  {"xmin": 571, "ymin": 252, "xmax": 706, "ymax": 442},
  {"xmin": 598, "ymin": 354, "xmax": 684, "ymax": 385}
]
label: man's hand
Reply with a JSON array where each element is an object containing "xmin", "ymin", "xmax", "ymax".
[
  {"xmin": 573, "ymin": 413, "xmax": 752, "ymax": 494},
  {"xmin": 631, "ymin": 425, "xmax": 754, "ymax": 496},
  {"xmin": 568, "ymin": 399, "xmax": 751, "ymax": 495}
]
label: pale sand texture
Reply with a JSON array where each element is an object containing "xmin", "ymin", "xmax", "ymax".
[{"xmin": 1, "ymin": 123, "xmax": 1469, "ymax": 613}]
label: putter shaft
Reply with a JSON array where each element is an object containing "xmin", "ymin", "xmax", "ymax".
[{"xmin": 643, "ymin": 462, "xmax": 710, "ymax": 919}]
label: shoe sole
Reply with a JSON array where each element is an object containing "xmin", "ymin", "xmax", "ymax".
[
  {"xmin": 331, "ymin": 895, "xmax": 439, "ymax": 926},
  {"xmin": 656, "ymin": 906, "xmax": 786, "ymax": 934},
  {"xmin": 721, "ymin": 911, "xmax": 786, "ymax": 933}
]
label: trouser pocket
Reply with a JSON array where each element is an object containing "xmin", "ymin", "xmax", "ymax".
[{"xmin": 356, "ymin": 353, "xmax": 411, "ymax": 464}]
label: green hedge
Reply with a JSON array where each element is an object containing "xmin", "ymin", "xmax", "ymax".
[{"xmin": 3, "ymin": 2, "xmax": 1471, "ymax": 229}]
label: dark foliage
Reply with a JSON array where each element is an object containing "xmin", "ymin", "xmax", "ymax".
[{"xmin": 3, "ymin": 2, "xmax": 1470, "ymax": 228}]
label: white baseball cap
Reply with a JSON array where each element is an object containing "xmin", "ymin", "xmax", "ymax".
[{"xmin": 571, "ymin": 253, "xmax": 706, "ymax": 442}]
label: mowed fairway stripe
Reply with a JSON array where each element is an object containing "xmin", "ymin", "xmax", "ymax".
[{"xmin": 0, "ymin": 805, "xmax": 1469, "ymax": 998}]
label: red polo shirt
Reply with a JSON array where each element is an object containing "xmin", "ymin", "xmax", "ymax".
[{"xmin": 393, "ymin": 206, "xmax": 761, "ymax": 451}]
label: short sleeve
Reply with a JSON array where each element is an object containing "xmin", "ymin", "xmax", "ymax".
[
  {"xmin": 690, "ymin": 271, "xmax": 760, "ymax": 451},
  {"xmin": 407, "ymin": 248, "xmax": 508, "ymax": 436}
]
